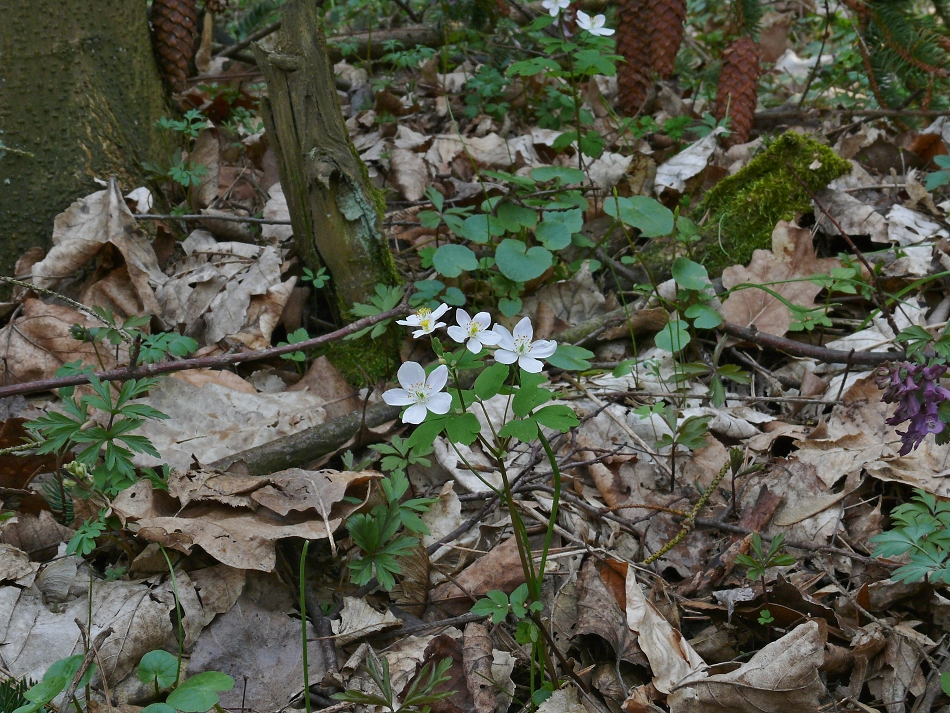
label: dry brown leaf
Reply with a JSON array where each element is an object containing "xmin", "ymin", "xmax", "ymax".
[
  {"xmin": 391, "ymin": 148, "xmax": 429, "ymax": 201},
  {"xmin": 191, "ymin": 129, "xmax": 221, "ymax": 209},
  {"xmin": 31, "ymin": 179, "xmax": 166, "ymax": 317},
  {"xmin": 430, "ymin": 535, "xmax": 526, "ymax": 615},
  {"xmin": 0, "ymin": 298, "xmax": 121, "ymax": 385},
  {"xmin": 576, "ymin": 559, "xmax": 646, "ymax": 665},
  {"xmin": 189, "ymin": 593, "xmax": 328, "ymax": 712},
  {"xmin": 463, "ymin": 622, "xmax": 496, "ymax": 713},
  {"xmin": 331, "ymin": 596, "xmax": 401, "ymax": 645},
  {"xmin": 0, "ymin": 543, "xmax": 39, "ymax": 586},
  {"xmin": 668, "ymin": 621, "xmax": 825, "ymax": 713},
  {"xmin": 0, "ymin": 511, "xmax": 73, "ymax": 562},
  {"xmin": 288, "ymin": 355, "xmax": 361, "ymax": 419},
  {"xmin": 112, "ymin": 467, "xmax": 365, "ymax": 571},
  {"xmin": 172, "ymin": 369, "xmax": 257, "ymax": 393},
  {"xmin": 625, "ymin": 568, "xmax": 705, "ymax": 693},
  {"xmin": 721, "ymin": 221, "xmax": 842, "ymax": 337}
]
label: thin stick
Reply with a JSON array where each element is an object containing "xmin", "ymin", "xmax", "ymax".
[
  {"xmin": 718, "ymin": 321, "xmax": 898, "ymax": 365},
  {"xmin": 217, "ymin": 20, "xmax": 283, "ymax": 59},
  {"xmin": 132, "ymin": 213, "xmax": 292, "ymax": 225},
  {"xmin": 0, "ymin": 302, "xmax": 408, "ymax": 400}
]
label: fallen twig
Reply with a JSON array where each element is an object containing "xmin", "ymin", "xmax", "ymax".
[
  {"xmin": 0, "ymin": 303, "xmax": 408, "ymax": 400},
  {"xmin": 718, "ymin": 321, "xmax": 900, "ymax": 365},
  {"xmin": 132, "ymin": 213, "xmax": 292, "ymax": 225}
]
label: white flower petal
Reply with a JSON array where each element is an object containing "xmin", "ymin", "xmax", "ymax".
[
  {"xmin": 431, "ymin": 303, "xmax": 450, "ymax": 320},
  {"xmin": 528, "ymin": 339, "xmax": 557, "ymax": 359},
  {"xmin": 513, "ymin": 316, "xmax": 534, "ymax": 340},
  {"xmin": 427, "ymin": 364, "xmax": 449, "ymax": 393},
  {"xmin": 382, "ymin": 388, "xmax": 414, "ymax": 406},
  {"xmin": 477, "ymin": 329, "xmax": 500, "ymax": 345},
  {"xmin": 396, "ymin": 317, "xmax": 418, "ymax": 327},
  {"xmin": 455, "ymin": 308, "xmax": 472, "ymax": 327},
  {"xmin": 466, "ymin": 337, "xmax": 483, "ymax": 353},
  {"xmin": 403, "ymin": 403, "xmax": 429, "ymax": 424},
  {"xmin": 447, "ymin": 325, "xmax": 467, "ymax": 343},
  {"xmin": 397, "ymin": 361, "xmax": 426, "ymax": 389},
  {"xmin": 427, "ymin": 392, "xmax": 452, "ymax": 415},
  {"xmin": 576, "ymin": 10, "xmax": 592, "ymax": 28},
  {"xmin": 493, "ymin": 325, "xmax": 515, "ymax": 350},
  {"xmin": 518, "ymin": 356, "xmax": 545, "ymax": 373},
  {"xmin": 472, "ymin": 312, "xmax": 492, "ymax": 329},
  {"xmin": 494, "ymin": 349, "xmax": 518, "ymax": 365}
]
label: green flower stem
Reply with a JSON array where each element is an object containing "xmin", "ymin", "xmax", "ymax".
[
  {"xmin": 300, "ymin": 540, "xmax": 312, "ymax": 713},
  {"xmin": 159, "ymin": 546, "xmax": 184, "ymax": 685}
]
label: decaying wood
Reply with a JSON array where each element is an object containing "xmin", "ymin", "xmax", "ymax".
[{"xmin": 254, "ymin": 0, "xmax": 397, "ymax": 309}]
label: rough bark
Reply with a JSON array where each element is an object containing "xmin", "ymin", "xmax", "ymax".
[
  {"xmin": 0, "ymin": 0, "xmax": 170, "ymax": 280},
  {"xmin": 253, "ymin": 0, "xmax": 398, "ymax": 311}
]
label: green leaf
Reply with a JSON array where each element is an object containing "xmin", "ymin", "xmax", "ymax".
[
  {"xmin": 508, "ymin": 583, "xmax": 531, "ymax": 618},
  {"xmin": 941, "ymin": 671, "xmax": 950, "ymax": 697},
  {"xmin": 535, "ymin": 220, "xmax": 572, "ymax": 250},
  {"xmin": 498, "ymin": 297, "xmax": 522, "ymax": 317},
  {"xmin": 456, "ymin": 214, "xmax": 501, "ymax": 243},
  {"xmin": 432, "ymin": 244, "xmax": 478, "ymax": 278},
  {"xmin": 546, "ymin": 344, "xmax": 594, "ymax": 371},
  {"xmin": 684, "ymin": 303, "xmax": 722, "ymax": 329},
  {"xmin": 531, "ymin": 405, "xmax": 578, "ymax": 432},
  {"xmin": 406, "ymin": 417, "xmax": 446, "ymax": 451},
  {"xmin": 671, "ymin": 258, "xmax": 710, "ymax": 291},
  {"xmin": 474, "ymin": 363, "xmax": 509, "ymax": 400},
  {"xmin": 496, "ymin": 202, "xmax": 538, "ymax": 232},
  {"xmin": 604, "ymin": 196, "xmax": 674, "ymax": 237},
  {"xmin": 512, "ymin": 383, "xmax": 552, "ymax": 417},
  {"xmin": 498, "ymin": 418, "xmax": 539, "ymax": 442},
  {"xmin": 471, "ymin": 590, "xmax": 510, "ymax": 624},
  {"xmin": 165, "ymin": 671, "xmax": 234, "ymax": 713},
  {"xmin": 138, "ymin": 650, "xmax": 178, "ymax": 690},
  {"xmin": 140, "ymin": 705, "xmax": 178, "ymax": 713},
  {"xmin": 655, "ymin": 320, "xmax": 690, "ymax": 353},
  {"xmin": 445, "ymin": 413, "xmax": 481, "ymax": 445},
  {"xmin": 495, "ymin": 240, "xmax": 552, "ymax": 282},
  {"xmin": 529, "ymin": 166, "xmax": 585, "ymax": 184}
]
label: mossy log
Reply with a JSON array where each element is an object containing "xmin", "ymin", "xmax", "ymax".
[
  {"xmin": 0, "ymin": 0, "xmax": 169, "ymax": 279},
  {"xmin": 253, "ymin": 0, "xmax": 398, "ymax": 311}
]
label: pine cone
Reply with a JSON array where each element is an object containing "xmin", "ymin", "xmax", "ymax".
[
  {"xmin": 616, "ymin": 0, "xmax": 653, "ymax": 114},
  {"xmin": 152, "ymin": 0, "xmax": 198, "ymax": 93},
  {"xmin": 648, "ymin": 0, "xmax": 686, "ymax": 79},
  {"xmin": 714, "ymin": 36, "xmax": 760, "ymax": 147},
  {"xmin": 205, "ymin": 0, "xmax": 228, "ymax": 11}
]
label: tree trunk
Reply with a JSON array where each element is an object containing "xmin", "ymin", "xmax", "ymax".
[
  {"xmin": 0, "ymin": 0, "xmax": 170, "ymax": 279},
  {"xmin": 253, "ymin": 0, "xmax": 398, "ymax": 312}
]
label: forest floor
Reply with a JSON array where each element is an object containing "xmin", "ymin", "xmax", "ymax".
[{"xmin": 2, "ymin": 2, "xmax": 950, "ymax": 713}]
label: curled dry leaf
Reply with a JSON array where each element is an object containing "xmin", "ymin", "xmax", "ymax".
[
  {"xmin": 331, "ymin": 596, "xmax": 402, "ymax": 645},
  {"xmin": 0, "ymin": 299, "xmax": 121, "ymax": 385},
  {"xmin": 463, "ymin": 622, "xmax": 496, "ymax": 713},
  {"xmin": 576, "ymin": 559, "xmax": 646, "ymax": 665},
  {"xmin": 430, "ymin": 534, "xmax": 527, "ymax": 615},
  {"xmin": 654, "ymin": 127, "xmax": 727, "ymax": 195},
  {"xmin": 0, "ymin": 543, "xmax": 39, "ymax": 586},
  {"xmin": 668, "ymin": 621, "xmax": 825, "ymax": 713},
  {"xmin": 721, "ymin": 221, "xmax": 842, "ymax": 337},
  {"xmin": 31, "ymin": 179, "xmax": 166, "ymax": 316},
  {"xmin": 391, "ymin": 147, "xmax": 429, "ymax": 201},
  {"xmin": 625, "ymin": 568, "xmax": 705, "ymax": 694},
  {"xmin": 112, "ymin": 468, "xmax": 369, "ymax": 571}
]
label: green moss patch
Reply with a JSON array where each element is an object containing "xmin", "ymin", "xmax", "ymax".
[
  {"xmin": 312, "ymin": 330, "xmax": 401, "ymax": 386},
  {"xmin": 694, "ymin": 131, "xmax": 851, "ymax": 275}
]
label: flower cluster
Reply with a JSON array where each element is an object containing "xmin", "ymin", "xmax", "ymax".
[
  {"xmin": 539, "ymin": 0, "xmax": 613, "ymax": 35},
  {"xmin": 876, "ymin": 361, "xmax": 950, "ymax": 455},
  {"xmin": 384, "ymin": 307, "xmax": 557, "ymax": 423}
]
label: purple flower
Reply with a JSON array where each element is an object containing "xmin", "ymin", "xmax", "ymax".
[{"xmin": 879, "ymin": 361, "xmax": 950, "ymax": 454}]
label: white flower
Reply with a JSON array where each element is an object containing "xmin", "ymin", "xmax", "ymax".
[
  {"xmin": 492, "ymin": 317, "xmax": 558, "ymax": 373},
  {"xmin": 383, "ymin": 362, "xmax": 452, "ymax": 424},
  {"xmin": 575, "ymin": 11, "xmax": 614, "ymax": 35},
  {"xmin": 397, "ymin": 303, "xmax": 449, "ymax": 338},
  {"xmin": 541, "ymin": 0, "xmax": 570, "ymax": 17},
  {"xmin": 447, "ymin": 309, "xmax": 501, "ymax": 354}
]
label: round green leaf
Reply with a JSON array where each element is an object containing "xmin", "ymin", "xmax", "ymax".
[
  {"xmin": 498, "ymin": 418, "xmax": 539, "ymax": 442},
  {"xmin": 655, "ymin": 320, "xmax": 691, "ymax": 353},
  {"xmin": 671, "ymin": 257, "xmax": 710, "ymax": 291},
  {"xmin": 498, "ymin": 297, "xmax": 522, "ymax": 317},
  {"xmin": 529, "ymin": 166, "xmax": 586, "ymax": 184},
  {"xmin": 684, "ymin": 303, "xmax": 722, "ymax": 329},
  {"xmin": 496, "ymin": 202, "xmax": 538, "ymax": 232},
  {"xmin": 604, "ymin": 196, "xmax": 674, "ymax": 237},
  {"xmin": 474, "ymin": 363, "xmax": 510, "ymax": 400},
  {"xmin": 531, "ymin": 404, "xmax": 579, "ymax": 432},
  {"xmin": 445, "ymin": 413, "xmax": 481, "ymax": 445},
  {"xmin": 433, "ymin": 244, "xmax": 478, "ymax": 278},
  {"xmin": 495, "ymin": 240, "xmax": 552, "ymax": 282},
  {"xmin": 140, "ymin": 704, "xmax": 178, "ymax": 713},
  {"xmin": 457, "ymin": 213, "xmax": 501, "ymax": 243},
  {"xmin": 546, "ymin": 344, "xmax": 594, "ymax": 371},
  {"xmin": 138, "ymin": 650, "xmax": 179, "ymax": 690},
  {"xmin": 165, "ymin": 672, "xmax": 234, "ymax": 713},
  {"xmin": 535, "ymin": 221, "xmax": 571, "ymax": 250}
]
